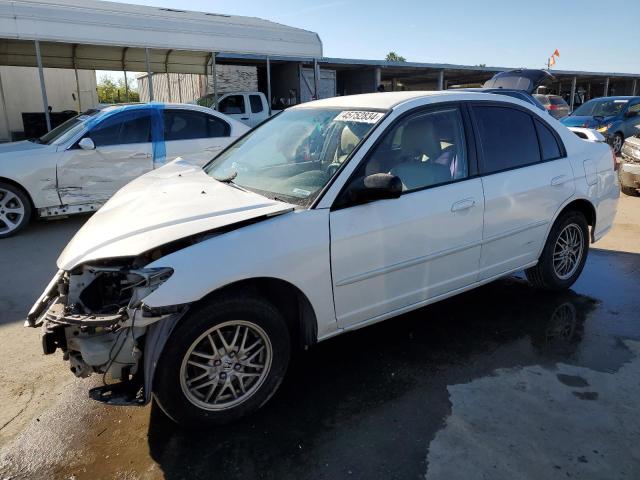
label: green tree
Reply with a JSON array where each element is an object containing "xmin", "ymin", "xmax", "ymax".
[
  {"xmin": 385, "ymin": 52, "xmax": 406, "ymax": 62},
  {"xmin": 97, "ymin": 75, "xmax": 140, "ymax": 103}
]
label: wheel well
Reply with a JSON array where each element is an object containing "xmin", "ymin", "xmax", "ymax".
[
  {"xmin": 0, "ymin": 176, "xmax": 35, "ymax": 211},
  {"xmin": 196, "ymin": 278, "xmax": 318, "ymax": 350},
  {"xmin": 558, "ymin": 199, "xmax": 596, "ymax": 241}
]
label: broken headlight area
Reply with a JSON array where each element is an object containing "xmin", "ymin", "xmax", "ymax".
[{"xmin": 32, "ymin": 261, "xmax": 179, "ymax": 404}]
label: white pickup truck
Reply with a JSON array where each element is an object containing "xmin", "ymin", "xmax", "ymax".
[{"xmin": 214, "ymin": 92, "xmax": 281, "ymax": 128}]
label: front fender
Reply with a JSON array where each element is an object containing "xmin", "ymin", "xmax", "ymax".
[{"xmin": 141, "ymin": 208, "xmax": 337, "ymax": 339}]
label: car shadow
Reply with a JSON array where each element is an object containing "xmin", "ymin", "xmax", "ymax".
[{"xmin": 146, "ymin": 277, "xmax": 601, "ymax": 480}]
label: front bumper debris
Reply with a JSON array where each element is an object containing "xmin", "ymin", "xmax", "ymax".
[{"xmin": 28, "ymin": 264, "xmax": 183, "ymax": 406}]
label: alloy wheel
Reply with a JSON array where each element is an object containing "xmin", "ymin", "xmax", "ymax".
[
  {"xmin": 552, "ymin": 223, "xmax": 584, "ymax": 280},
  {"xmin": 612, "ymin": 134, "xmax": 623, "ymax": 153},
  {"xmin": 0, "ymin": 188, "xmax": 26, "ymax": 235},
  {"xmin": 180, "ymin": 320, "xmax": 273, "ymax": 411}
]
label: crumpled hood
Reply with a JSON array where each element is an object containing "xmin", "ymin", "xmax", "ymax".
[
  {"xmin": 561, "ymin": 115, "xmax": 616, "ymax": 129},
  {"xmin": 57, "ymin": 159, "xmax": 294, "ymax": 270}
]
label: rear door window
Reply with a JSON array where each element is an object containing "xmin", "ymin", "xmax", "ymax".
[
  {"xmin": 473, "ymin": 105, "xmax": 540, "ymax": 174},
  {"xmin": 249, "ymin": 95, "xmax": 264, "ymax": 113},
  {"xmin": 163, "ymin": 110, "xmax": 230, "ymax": 141}
]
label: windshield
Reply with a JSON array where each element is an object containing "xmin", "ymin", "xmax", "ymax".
[
  {"xmin": 35, "ymin": 109, "xmax": 101, "ymax": 145},
  {"xmin": 205, "ymin": 108, "xmax": 385, "ymax": 206},
  {"xmin": 573, "ymin": 99, "xmax": 628, "ymax": 117}
]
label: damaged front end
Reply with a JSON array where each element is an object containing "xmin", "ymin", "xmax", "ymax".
[{"xmin": 27, "ymin": 258, "xmax": 186, "ymax": 406}]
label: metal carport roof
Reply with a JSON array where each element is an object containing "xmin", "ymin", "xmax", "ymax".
[{"xmin": 0, "ymin": 0, "xmax": 323, "ymax": 72}]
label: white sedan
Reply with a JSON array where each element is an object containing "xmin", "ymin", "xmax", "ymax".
[
  {"xmin": 0, "ymin": 103, "xmax": 249, "ymax": 237},
  {"xmin": 29, "ymin": 88, "xmax": 619, "ymax": 427}
]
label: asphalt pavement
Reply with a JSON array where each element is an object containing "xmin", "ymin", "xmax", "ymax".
[{"xmin": 0, "ymin": 209, "xmax": 639, "ymax": 480}]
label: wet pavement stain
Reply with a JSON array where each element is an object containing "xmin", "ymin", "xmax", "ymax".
[
  {"xmin": 556, "ymin": 374, "xmax": 590, "ymax": 387},
  {"xmin": 1, "ymin": 249, "xmax": 639, "ymax": 480}
]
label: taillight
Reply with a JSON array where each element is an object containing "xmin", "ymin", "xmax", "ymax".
[
  {"xmin": 611, "ymin": 146, "xmax": 619, "ymax": 171},
  {"xmin": 548, "ymin": 104, "xmax": 558, "ymax": 110}
]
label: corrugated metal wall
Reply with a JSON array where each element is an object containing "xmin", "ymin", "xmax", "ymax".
[{"xmin": 137, "ymin": 65, "xmax": 258, "ymax": 103}]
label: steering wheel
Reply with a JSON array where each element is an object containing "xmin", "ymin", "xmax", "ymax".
[{"xmin": 325, "ymin": 162, "xmax": 342, "ymax": 177}]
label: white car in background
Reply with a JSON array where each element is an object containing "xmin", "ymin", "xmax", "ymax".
[
  {"xmin": 29, "ymin": 87, "xmax": 619, "ymax": 428},
  {"xmin": 0, "ymin": 103, "xmax": 249, "ymax": 237}
]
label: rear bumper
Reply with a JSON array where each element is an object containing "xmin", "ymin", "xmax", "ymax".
[{"xmin": 620, "ymin": 161, "xmax": 640, "ymax": 191}]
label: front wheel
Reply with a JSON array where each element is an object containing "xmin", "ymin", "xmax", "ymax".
[
  {"xmin": 525, "ymin": 211, "xmax": 589, "ymax": 291},
  {"xmin": 153, "ymin": 293, "xmax": 291, "ymax": 428},
  {"xmin": 0, "ymin": 182, "xmax": 31, "ymax": 238}
]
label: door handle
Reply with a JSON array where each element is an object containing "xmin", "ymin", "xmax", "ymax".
[
  {"xmin": 451, "ymin": 198, "xmax": 476, "ymax": 212},
  {"xmin": 130, "ymin": 152, "xmax": 151, "ymax": 158},
  {"xmin": 240, "ymin": 117, "xmax": 249, "ymax": 120},
  {"xmin": 551, "ymin": 175, "xmax": 568, "ymax": 186},
  {"xmin": 205, "ymin": 145, "xmax": 223, "ymax": 152}
]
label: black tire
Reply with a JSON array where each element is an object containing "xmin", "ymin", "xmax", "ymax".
[
  {"xmin": 611, "ymin": 132, "xmax": 624, "ymax": 155},
  {"xmin": 525, "ymin": 211, "xmax": 589, "ymax": 291},
  {"xmin": 0, "ymin": 182, "xmax": 32, "ymax": 238},
  {"xmin": 153, "ymin": 293, "xmax": 291, "ymax": 428}
]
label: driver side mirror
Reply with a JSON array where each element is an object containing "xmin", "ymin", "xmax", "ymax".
[
  {"xmin": 78, "ymin": 137, "xmax": 95, "ymax": 150},
  {"xmin": 346, "ymin": 173, "xmax": 403, "ymax": 206}
]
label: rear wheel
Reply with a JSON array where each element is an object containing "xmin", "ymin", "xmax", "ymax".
[
  {"xmin": 525, "ymin": 211, "xmax": 589, "ymax": 291},
  {"xmin": 153, "ymin": 293, "xmax": 291, "ymax": 428},
  {"xmin": 0, "ymin": 182, "xmax": 31, "ymax": 238}
]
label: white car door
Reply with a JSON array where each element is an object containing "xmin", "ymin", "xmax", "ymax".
[
  {"xmin": 470, "ymin": 103, "xmax": 575, "ymax": 280},
  {"xmin": 330, "ymin": 106, "xmax": 484, "ymax": 328},
  {"xmin": 217, "ymin": 94, "xmax": 250, "ymax": 126},
  {"xmin": 56, "ymin": 109, "xmax": 153, "ymax": 205},
  {"xmin": 162, "ymin": 108, "xmax": 234, "ymax": 167}
]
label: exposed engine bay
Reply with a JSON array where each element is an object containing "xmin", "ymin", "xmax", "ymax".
[{"xmin": 28, "ymin": 253, "xmax": 183, "ymax": 404}]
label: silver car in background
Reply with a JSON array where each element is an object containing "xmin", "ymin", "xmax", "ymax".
[{"xmin": 534, "ymin": 94, "xmax": 571, "ymax": 119}]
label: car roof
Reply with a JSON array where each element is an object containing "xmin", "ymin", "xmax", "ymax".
[
  {"xmin": 587, "ymin": 96, "xmax": 640, "ymax": 102},
  {"xmin": 292, "ymin": 90, "xmax": 507, "ymax": 111},
  {"xmin": 98, "ymin": 102, "xmax": 220, "ymax": 115}
]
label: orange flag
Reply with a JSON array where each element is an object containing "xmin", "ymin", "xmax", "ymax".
[
  {"xmin": 553, "ymin": 49, "xmax": 560, "ymax": 57},
  {"xmin": 549, "ymin": 56, "xmax": 556, "ymax": 67}
]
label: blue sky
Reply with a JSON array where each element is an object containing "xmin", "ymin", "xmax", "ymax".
[{"xmin": 99, "ymin": 0, "xmax": 640, "ymax": 80}]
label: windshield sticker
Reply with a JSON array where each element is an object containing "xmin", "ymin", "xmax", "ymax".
[
  {"xmin": 292, "ymin": 188, "xmax": 311, "ymax": 197},
  {"xmin": 335, "ymin": 111, "xmax": 385, "ymax": 124},
  {"xmin": 613, "ymin": 100, "xmax": 629, "ymax": 103}
]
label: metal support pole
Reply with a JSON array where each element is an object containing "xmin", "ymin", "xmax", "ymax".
[
  {"xmin": 177, "ymin": 74, "xmax": 183, "ymax": 103},
  {"xmin": 374, "ymin": 67, "xmax": 381, "ymax": 91},
  {"xmin": 165, "ymin": 50, "xmax": 172, "ymax": 103},
  {"xmin": 211, "ymin": 52, "xmax": 218, "ymax": 109},
  {"xmin": 122, "ymin": 47, "xmax": 129, "ymax": 103},
  {"xmin": 145, "ymin": 48, "xmax": 154, "ymax": 101},
  {"xmin": 603, "ymin": 77, "xmax": 609, "ymax": 97},
  {"xmin": 587, "ymin": 82, "xmax": 591, "ymax": 100},
  {"xmin": 313, "ymin": 58, "xmax": 320, "ymax": 100},
  {"xmin": 34, "ymin": 40, "xmax": 51, "ymax": 131},
  {"xmin": 632, "ymin": 79, "xmax": 638, "ymax": 96},
  {"xmin": 0, "ymin": 69, "xmax": 11, "ymax": 141},
  {"xmin": 266, "ymin": 56, "xmax": 272, "ymax": 115},
  {"xmin": 72, "ymin": 44, "xmax": 82, "ymax": 112},
  {"xmin": 123, "ymin": 70, "xmax": 129, "ymax": 102},
  {"xmin": 437, "ymin": 70, "xmax": 445, "ymax": 90},
  {"xmin": 569, "ymin": 76, "xmax": 577, "ymax": 112}
]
